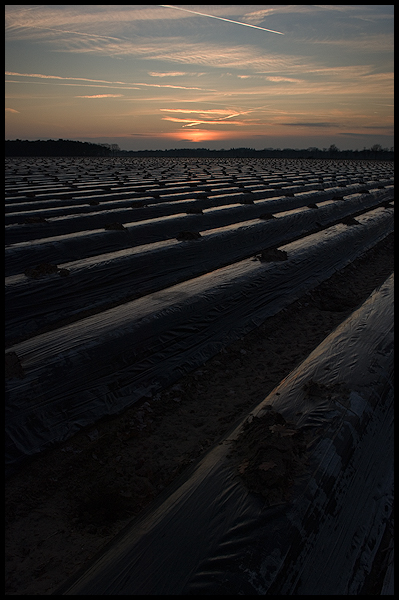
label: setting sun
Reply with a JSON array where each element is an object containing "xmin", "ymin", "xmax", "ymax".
[{"xmin": 169, "ymin": 129, "xmax": 231, "ymax": 143}]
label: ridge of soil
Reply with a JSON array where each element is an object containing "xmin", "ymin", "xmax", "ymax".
[{"xmin": 5, "ymin": 232, "xmax": 394, "ymax": 595}]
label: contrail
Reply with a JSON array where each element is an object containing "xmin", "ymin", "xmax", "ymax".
[{"xmin": 160, "ymin": 5, "xmax": 284, "ymax": 35}]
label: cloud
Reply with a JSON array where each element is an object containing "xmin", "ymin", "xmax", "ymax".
[
  {"xmin": 5, "ymin": 71, "xmax": 205, "ymax": 91},
  {"xmin": 133, "ymin": 82, "xmax": 203, "ymax": 90},
  {"xmin": 5, "ymin": 107, "xmax": 19, "ymax": 113},
  {"xmin": 295, "ymin": 33, "xmax": 393, "ymax": 53},
  {"xmin": 160, "ymin": 107, "xmax": 258, "ymax": 128},
  {"xmin": 5, "ymin": 5, "xmax": 195, "ymax": 31},
  {"xmin": 91, "ymin": 40, "xmax": 288, "ymax": 71},
  {"xmin": 243, "ymin": 5, "xmax": 319, "ymax": 23},
  {"xmin": 5, "ymin": 4, "xmax": 392, "ymax": 70},
  {"xmin": 5, "ymin": 71, "xmax": 123, "ymax": 84},
  {"xmin": 160, "ymin": 108, "xmax": 242, "ymax": 116},
  {"xmin": 244, "ymin": 5, "xmax": 392, "ymax": 26},
  {"xmin": 148, "ymin": 71, "xmax": 196, "ymax": 77},
  {"xmin": 265, "ymin": 76, "xmax": 303, "ymax": 83},
  {"xmin": 337, "ymin": 131, "xmax": 387, "ymax": 138},
  {"xmin": 282, "ymin": 122, "xmax": 339, "ymax": 128},
  {"xmin": 75, "ymin": 94, "xmax": 123, "ymax": 98},
  {"xmin": 161, "ymin": 116, "xmax": 248, "ymax": 127},
  {"xmin": 159, "ymin": 5, "xmax": 284, "ymax": 35}
]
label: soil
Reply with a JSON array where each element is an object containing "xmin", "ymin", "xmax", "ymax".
[
  {"xmin": 5, "ymin": 232, "xmax": 394, "ymax": 595},
  {"xmin": 232, "ymin": 407, "xmax": 310, "ymax": 506},
  {"xmin": 23, "ymin": 263, "xmax": 70, "ymax": 279}
]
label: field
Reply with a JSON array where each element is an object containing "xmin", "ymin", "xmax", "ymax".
[{"xmin": 5, "ymin": 157, "xmax": 394, "ymax": 594}]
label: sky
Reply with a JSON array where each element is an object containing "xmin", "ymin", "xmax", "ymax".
[{"xmin": 5, "ymin": 4, "xmax": 394, "ymax": 151}]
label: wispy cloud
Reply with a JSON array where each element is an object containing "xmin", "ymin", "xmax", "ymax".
[
  {"xmin": 5, "ymin": 4, "xmax": 194, "ymax": 31},
  {"xmin": 127, "ymin": 129, "xmax": 239, "ymax": 142},
  {"xmin": 265, "ymin": 76, "xmax": 304, "ymax": 83},
  {"xmin": 5, "ymin": 71, "xmax": 205, "ymax": 91},
  {"xmin": 75, "ymin": 94, "xmax": 123, "ymax": 98},
  {"xmin": 148, "ymin": 71, "xmax": 201, "ymax": 77},
  {"xmin": 244, "ymin": 4, "xmax": 392, "ymax": 26},
  {"xmin": 135, "ymin": 82, "xmax": 203, "ymax": 90},
  {"xmin": 243, "ymin": 5, "xmax": 318, "ymax": 23},
  {"xmin": 305, "ymin": 34, "xmax": 393, "ymax": 53},
  {"xmin": 160, "ymin": 107, "xmax": 258, "ymax": 128},
  {"xmin": 159, "ymin": 108, "xmax": 243, "ymax": 116},
  {"xmin": 161, "ymin": 116, "xmax": 248, "ymax": 127},
  {"xmin": 5, "ymin": 71, "xmax": 124, "ymax": 84},
  {"xmin": 5, "ymin": 108, "xmax": 19, "ymax": 113},
  {"xmin": 159, "ymin": 5, "xmax": 284, "ymax": 35},
  {"xmin": 282, "ymin": 122, "xmax": 340, "ymax": 128}
]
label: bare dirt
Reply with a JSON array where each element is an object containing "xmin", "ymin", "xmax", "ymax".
[
  {"xmin": 232, "ymin": 407, "xmax": 310, "ymax": 506},
  {"xmin": 5, "ymin": 232, "xmax": 394, "ymax": 595}
]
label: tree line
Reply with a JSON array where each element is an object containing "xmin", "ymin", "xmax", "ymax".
[
  {"xmin": 5, "ymin": 139, "xmax": 394, "ymax": 160},
  {"xmin": 121, "ymin": 143, "xmax": 393, "ymax": 160},
  {"xmin": 5, "ymin": 139, "xmax": 114, "ymax": 157}
]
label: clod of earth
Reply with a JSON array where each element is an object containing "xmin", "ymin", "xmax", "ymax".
[
  {"xmin": 258, "ymin": 212, "xmax": 276, "ymax": 220},
  {"xmin": 24, "ymin": 216, "xmax": 48, "ymax": 224},
  {"xmin": 5, "ymin": 352, "xmax": 25, "ymax": 379},
  {"xmin": 341, "ymin": 216, "xmax": 359, "ymax": 226},
  {"xmin": 232, "ymin": 408, "xmax": 310, "ymax": 506},
  {"xmin": 24, "ymin": 263, "xmax": 70, "ymax": 279},
  {"xmin": 104, "ymin": 222, "xmax": 126, "ymax": 230},
  {"xmin": 256, "ymin": 248, "xmax": 288, "ymax": 262},
  {"xmin": 176, "ymin": 231, "xmax": 202, "ymax": 241},
  {"xmin": 186, "ymin": 207, "xmax": 203, "ymax": 214}
]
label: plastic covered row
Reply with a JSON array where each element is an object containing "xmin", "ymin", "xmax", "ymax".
[
  {"xmin": 5, "ymin": 184, "xmax": 393, "ymax": 276},
  {"xmin": 5, "ymin": 210, "xmax": 393, "ymax": 471},
  {"xmin": 5, "ymin": 179, "xmax": 393, "ymax": 244},
  {"xmin": 57, "ymin": 272, "xmax": 394, "ymax": 595},
  {"xmin": 5, "ymin": 201, "xmax": 394, "ymax": 343}
]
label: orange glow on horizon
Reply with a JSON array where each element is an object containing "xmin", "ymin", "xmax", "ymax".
[{"xmin": 166, "ymin": 129, "xmax": 238, "ymax": 142}]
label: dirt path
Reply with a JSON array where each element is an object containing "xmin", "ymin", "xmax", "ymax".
[{"xmin": 5, "ymin": 232, "xmax": 394, "ymax": 595}]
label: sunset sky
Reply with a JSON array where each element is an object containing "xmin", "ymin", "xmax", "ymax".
[{"xmin": 5, "ymin": 5, "xmax": 394, "ymax": 151}]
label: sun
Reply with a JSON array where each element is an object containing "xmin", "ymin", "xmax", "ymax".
[{"xmin": 167, "ymin": 129, "xmax": 227, "ymax": 143}]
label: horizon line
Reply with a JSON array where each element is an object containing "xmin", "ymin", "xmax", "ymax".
[{"xmin": 5, "ymin": 138, "xmax": 394, "ymax": 154}]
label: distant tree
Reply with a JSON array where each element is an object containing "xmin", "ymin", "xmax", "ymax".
[
  {"xmin": 5, "ymin": 139, "xmax": 113, "ymax": 157},
  {"xmin": 7, "ymin": 139, "xmax": 392, "ymax": 160},
  {"xmin": 328, "ymin": 144, "xmax": 339, "ymax": 156}
]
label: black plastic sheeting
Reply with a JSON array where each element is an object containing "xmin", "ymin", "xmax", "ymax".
[
  {"xmin": 57, "ymin": 273, "xmax": 394, "ymax": 595},
  {"xmin": 5, "ymin": 210, "xmax": 393, "ymax": 472},
  {"xmin": 4, "ymin": 200, "xmax": 394, "ymax": 344},
  {"xmin": 4, "ymin": 179, "xmax": 393, "ymax": 246},
  {"xmin": 4, "ymin": 184, "xmax": 393, "ymax": 277},
  {"xmin": 5, "ymin": 178, "xmax": 392, "ymax": 222}
]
